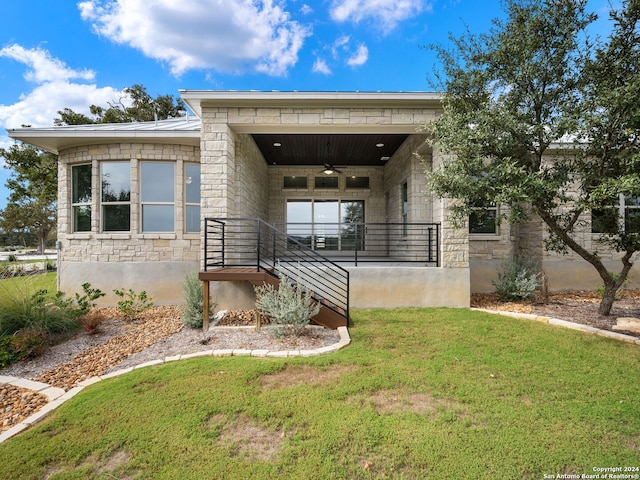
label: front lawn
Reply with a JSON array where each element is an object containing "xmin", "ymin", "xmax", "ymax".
[{"xmin": 0, "ymin": 307, "xmax": 638, "ymax": 479}]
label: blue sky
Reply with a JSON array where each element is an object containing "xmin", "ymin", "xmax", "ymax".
[{"xmin": 0, "ymin": 0, "xmax": 617, "ymax": 211}]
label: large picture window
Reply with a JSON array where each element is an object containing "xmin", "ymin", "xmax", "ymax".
[
  {"xmin": 286, "ymin": 199, "xmax": 364, "ymax": 251},
  {"xmin": 101, "ymin": 162, "xmax": 131, "ymax": 232},
  {"xmin": 71, "ymin": 164, "xmax": 92, "ymax": 232},
  {"xmin": 185, "ymin": 163, "xmax": 201, "ymax": 233},
  {"xmin": 141, "ymin": 162, "xmax": 175, "ymax": 232}
]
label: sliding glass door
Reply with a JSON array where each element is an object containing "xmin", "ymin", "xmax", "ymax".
[{"xmin": 286, "ymin": 199, "xmax": 364, "ymax": 251}]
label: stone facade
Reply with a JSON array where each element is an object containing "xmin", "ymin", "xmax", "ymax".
[{"xmin": 56, "ymin": 143, "xmax": 201, "ymax": 303}]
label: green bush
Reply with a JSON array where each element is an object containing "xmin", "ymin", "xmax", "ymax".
[
  {"xmin": 492, "ymin": 256, "xmax": 540, "ymax": 302},
  {"xmin": 0, "ymin": 282, "xmax": 105, "ymax": 338},
  {"xmin": 180, "ymin": 272, "xmax": 216, "ymax": 329},
  {"xmin": 10, "ymin": 328, "xmax": 47, "ymax": 360},
  {"xmin": 113, "ymin": 288, "xmax": 153, "ymax": 320},
  {"xmin": 254, "ymin": 274, "xmax": 320, "ymax": 337},
  {"xmin": 0, "ymin": 336, "xmax": 20, "ymax": 368}
]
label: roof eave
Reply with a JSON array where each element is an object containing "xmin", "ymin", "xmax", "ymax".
[
  {"xmin": 7, "ymin": 129, "xmax": 201, "ymax": 155},
  {"xmin": 179, "ymin": 90, "xmax": 445, "ymax": 117}
]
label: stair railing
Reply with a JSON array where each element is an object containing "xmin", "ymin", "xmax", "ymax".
[{"xmin": 204, "ymin": 218, "xmax": 350, "ymax": 323}]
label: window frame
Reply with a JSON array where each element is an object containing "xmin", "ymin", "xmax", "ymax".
[
  {"xmin": 469, "ymin": 205, "xmax": 499, "ymax": 235},
  {"xmin": 100, "ymin": 161, "xmax": 131, "ymax": 233},
  {"xmin": 140, "ymin": 161, "xmax": 176, "ymax": 233},
  {"xmin": 591, "ymin": 194, "xmax": 640, "ymax": 234},
  {"xmin": 71, "ymin": 163, "xmax": 92, "ymax": 232}
]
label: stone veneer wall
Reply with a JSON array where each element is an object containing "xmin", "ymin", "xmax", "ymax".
[
  {"xmin": 234, "ymin": 133, "xmax": 269, "ymax": 218},
  {"xmin": 56, "ymin": 143, "xmax": 201, "ymax": 303},
  {"xmin": 429, "ymin": 148, "xmax": 469, "ymax": 269}
]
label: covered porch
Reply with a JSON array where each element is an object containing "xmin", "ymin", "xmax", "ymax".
[{"xmin": 182, "ymin": 91, "xmax": 471, "ymax": 314}]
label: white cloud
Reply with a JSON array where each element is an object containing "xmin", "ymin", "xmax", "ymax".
[
  {"xmin": 312, "ymin": 58, "xmax": 332, "ymax": 75},
  {"xmin": 0, "ymin": 45, "xmax": 122, "ymax": 165},
  {"xmin": 332, "ymin": 35, "xmax": 350, "ymax": 59},
  {"xmin": 0, "ymin": 44, "xmax": 96, "ymax": 84},
  {"xmin": 300, "ymin": 4, "xmax": 313, "ymax": 15},
  {"xmin": 330, "ymin": 0, "xmax": 430, "ymax": 33},
  {"xmin": 346, "ymin": 44, "xmax": 368, "ymax": 66},
  {"xmin": 78, "ymin": 0, "xmax": 312, "ymax": 76}
]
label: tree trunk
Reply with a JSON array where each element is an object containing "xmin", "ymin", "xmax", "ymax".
[
  {"xmin": 598, "ymin": 280, "xmax": 618, "ymax": 316},
  {"xmin": 536, "ymin": 207, "xmax": 635, "ymax": 317}
]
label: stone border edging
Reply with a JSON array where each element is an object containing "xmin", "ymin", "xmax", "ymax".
[
  {"xmin": 471, "ymin": 308, "xmax": 640, "ymax": 345},
  {"xmin": 0, "ymin": 326, "xmax": 351, "ymax": 444}
]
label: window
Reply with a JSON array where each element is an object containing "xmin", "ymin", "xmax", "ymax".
[
  {"xmin": 593, "ymin": 195, "xmax": 640, "ymax": 234},
  {"xmin": 469, "ymin": 206, "xmax": 498, "ymax": 234},
  {"xmin": 346, "ymin": 176, "xmax": 369, "ymax": 189},
  {"xmin": 71, "ymin": 164, "xmax": 92, "ymax": 232},
  {"xmin": 101, "ymin": 162, "xmax": 131, "ymax": 231},
  {"xmin": 314, "ymin": 176, "xmax": 338, "ymax": 189},
  {"xmin": 284, "ymin": 176, "xmax": 308, "ymax": 189},
  {"xmin": 185, "ymin": 163, "xmax": 201, "ymax": 233},
  {"xmin": 286, "ymin": 199, "xmax": 364, "ymax": 251},
  {"xmin": 141, "ymin": 162, "xmax": 175, "ymax": 232}
]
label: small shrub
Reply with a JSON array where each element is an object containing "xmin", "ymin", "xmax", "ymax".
[
  {"xmin": 80, "ymin": 311, "xmax": 106, "ymax": 334},
  {"xmin": 10, "ymin": 328, "xmax": 47, "ymax": 360},
  {"xmin": 113, "ymin": 288, "xmax": 153, "ymax": 320},
  {"xmin": 180, "ymin": 272, "xmax": 216, "ymax": 329},
  {"xmin": 0, "ymin": 336, "xmax": 20, "ymax": 368},
  {"xmin": 7, "ymin": 253, "xmax": 18, "ymax": 262},
  {"xmin": 44, "ymin": 258, "xmax": 56, "ymax": 271},
  {"xmin": 74, "ymin": 283, "xmax": 106, "ymax": 315},
  {"xmin": 492, "ymin": 256, "xmax": 540, "ymax": 302},
  {"xmin": 254, "ymin": 274, "xmax": 320, "ymax": 337}
]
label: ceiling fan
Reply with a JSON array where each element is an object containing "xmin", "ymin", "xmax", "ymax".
[
  {"xmin": 320, "ymin": 163, "xmax": 343, "ymax": 175},
  {"xmin": 321, "ymin": 141, "xmax": 342, "ymax": 174}
]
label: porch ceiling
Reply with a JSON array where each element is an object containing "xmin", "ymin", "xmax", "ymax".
[{"xmin": 252, "ymin": 134, "xmax": 409, "ymax": 167}]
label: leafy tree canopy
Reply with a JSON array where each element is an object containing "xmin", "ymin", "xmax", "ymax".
[
  {"xmin": 54, "ymin": 84, "xmax": 186, "ymax": 125},
  {"xmin": 427, "ymin": 0, "xmax": 640, "ymax": 315},
  {"xmin": 0, "ymin": 143, "xmax": 57, "ymax": 254}
]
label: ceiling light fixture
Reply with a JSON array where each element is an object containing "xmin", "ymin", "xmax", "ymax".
[
  {"xmin": 376, "ymin": 143, "xmax": 384, "ymax": 147},
  {"xmin": 380, "ymin": 156, "xmax": 390, "ymax": 162},
  {"xmin": 273, "ymin": 142, "xmax": 282, "ymax": 147},
  {"xmin": 324, "ymin": 167, "xmax": 334, "ymax": 175}
]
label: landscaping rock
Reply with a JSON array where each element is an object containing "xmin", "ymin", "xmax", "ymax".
[{"xmin": 613, "ymin": 317, "xmax": 640, "ymax": 334}]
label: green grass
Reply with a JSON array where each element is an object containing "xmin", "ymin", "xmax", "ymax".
[
  {"xmin": 0, "ymin": 271, "xmax": 56, "ymax": 295},
  {"xmin": 1, "ymin": 307, "xmax": 639, "ymax": 479}
]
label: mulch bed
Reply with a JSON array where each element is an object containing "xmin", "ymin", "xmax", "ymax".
[{"xmin": 471, "ymin": 288, "xmax": 640, "ymax": 337}]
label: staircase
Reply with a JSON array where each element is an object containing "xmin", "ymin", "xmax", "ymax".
[{"xmin": 200, "ymin": 219, "xmax": 349, "ymax": 331}]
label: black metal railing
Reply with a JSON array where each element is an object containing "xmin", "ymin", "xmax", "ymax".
[
  {"xmin": 204, "ymin": 218, "xmax": 350, "ymax": 321},
  {"xmin": 275, "ymin": 222, "xmax": 440, "ymax": 266}
]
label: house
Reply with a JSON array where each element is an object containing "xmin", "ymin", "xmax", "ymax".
[{"xmin": 8, "ymin": 91, "xmax": 638, "ymax": 325}]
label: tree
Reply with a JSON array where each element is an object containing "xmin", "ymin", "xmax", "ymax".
[
  {"xmin": 54, "ymin": 84, "xmax": 186, "ymax": 125},
  {"xmin": 0, "ymin": 143, "xmax": 58, "ymax": 254},
  {"xmin": 427, "ymin": 0, "xmax": 639, "ymax": 315}
]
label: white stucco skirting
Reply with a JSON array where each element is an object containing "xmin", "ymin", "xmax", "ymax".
[{"xmin": 0, "ymin": 326, "xmax": 351, "ymax": 444}]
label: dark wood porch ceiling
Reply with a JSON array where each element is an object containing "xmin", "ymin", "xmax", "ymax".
[{"xmin": 252, "ymin": 134, "xmax": 409, "ymax": 167}]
